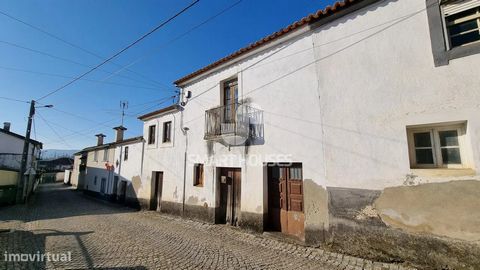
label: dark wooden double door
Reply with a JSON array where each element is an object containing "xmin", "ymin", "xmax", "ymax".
[
  {"xmin": 218, "ymin": 168, "xmax": 241, "ymax": 226},
  {"xmin": 268, "ymin": 163, "xmax": 304, "ymax": 239}
]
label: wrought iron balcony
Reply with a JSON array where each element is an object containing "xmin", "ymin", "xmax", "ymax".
[{"xmin": 204, "ymin": 103, "xmax": 264, "ymax": 144}]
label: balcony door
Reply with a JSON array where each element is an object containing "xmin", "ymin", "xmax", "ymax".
[{"xmin": 223, "ymin": 79, "xmax": 238, "ymax": 123}]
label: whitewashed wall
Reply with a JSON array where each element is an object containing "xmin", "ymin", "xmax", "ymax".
[
  {"xmin": 113, "ymin": 140, "xmax": 144, "ymax": 200},
  {"xmin": 140, "ymin": 111, "xmax": 185, "ymax": 206},
  {"xmin": 84, "ymin": 147, "xmax": 115, "ymax": 193},
  {"xmin": 174, "ymin": 0, "xmax": 480, "ymax": 217},
  {"xmin": 310, "ymin": 0, "xmax": 480, "ymax": 189}
]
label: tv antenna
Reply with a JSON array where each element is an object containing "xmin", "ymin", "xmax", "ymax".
[{"xmin": 120, "ymin": 101, "xmax": 129, "ymax": 126}]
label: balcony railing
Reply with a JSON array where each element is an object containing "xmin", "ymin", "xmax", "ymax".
[{"xmin": 204, "ymin": 103, "xmax": 264, "ymax": 144}]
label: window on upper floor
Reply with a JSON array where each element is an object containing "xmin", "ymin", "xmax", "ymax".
[
  {"xmin": 124, "ymin": 146, "xmax": 129, "ymax": 161},
  {"xmin": 222, "ymin": 78, "xmax": 238, "ymax": 123},
  {"xmin": 193, "ymin": 163, "xmax": 204, "ymax": 187},
  {"xmin": 94, "ymin": 150, "xmax": 98, "ymax": 162},
  {"xmin": 103, "ymin": 149, "xmax": 109, "ymax": 161},
  {"xmin": 426, "ymin": 0, "xmax": 480, "ymax": 66},
  {"xmin": 442, "ymin": 0, "xmax": 480, "ymax": 49},
  {"xmin": 148, "ymin": 125, "xmax": 156, "ymax": 145},
  {"xmin": 407, "ymin": 123, "xmax": 468, "ymax": 169},
  {"xmin": 162, "ymin": 121, "xmax": 172, "ymax": 143}
]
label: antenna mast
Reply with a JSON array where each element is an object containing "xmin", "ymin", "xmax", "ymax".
[{"xmin": 120, "ymin": 101, "xmax": 129, "ymax": 126}]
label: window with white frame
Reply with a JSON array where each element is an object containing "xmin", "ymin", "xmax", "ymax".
[
  {"xmin": 407, "ymin": 123, "xmax": 467, "ymax": 168},
  {"xmin": 124, "ymin": 146, "xmax": 129, "ymax": 161},
  {"xmin": 441, "ymin": 0, "xmax": 480, "ymax": 49},
  {"xmin": 94, "ymin": 150, "xmax": 98, "ymax": 162}
]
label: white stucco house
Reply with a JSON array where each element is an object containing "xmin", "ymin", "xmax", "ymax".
[
  {"xmin": 0, "ymin": 122, "xmax": 42, "ymax": 204},
  {"xmin": 71, "ymin": 126, "xmax": 145, "ymax": 206},
  {"xmin": 134, "ymin": 0, "xmax": 480, "ymax": 268}
]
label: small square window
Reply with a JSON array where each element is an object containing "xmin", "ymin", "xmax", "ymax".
[
  {"xmin": 407, "ymin": 123, "xmax": 467, "ymax": 168},
  {"xmin": 193, "ymin": 164, "xmax": 204, "ymax": 187}
]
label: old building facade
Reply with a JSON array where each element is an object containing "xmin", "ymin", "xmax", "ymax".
[
  {"xmin": 71, "ymin": 126, "xmax": 144, "ymax": 206},
  {"xmin": 142, "ymin": 0, "xmax": 480, "ymax": 267},
  {"xmin": 72, "ymin": 0, "xmax": 480, "ymax": 267}
]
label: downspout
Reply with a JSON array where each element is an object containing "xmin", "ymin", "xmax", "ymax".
[
  {"xmin": 117, "ymin": 145, "xmax": 123, "ymax": 200},
  {"xmin": 181, "ymin": 110, "xmax": 189, "ymax": 216},
  {"xmin": 179, "ymin": 87, "xmax": 189, "ymax": 217}
]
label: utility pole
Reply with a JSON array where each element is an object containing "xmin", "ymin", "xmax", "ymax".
[
  {"xmin": 16, "ymin": 100, "xmax": 35, "ymax": 203},
  {"xmin": 120, "ymin": 101, "xmax": 128, "ymax": 126}
]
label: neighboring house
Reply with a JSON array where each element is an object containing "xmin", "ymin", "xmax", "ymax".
[
  {"xmin": 0, "ymin": 122, "xmax": 42, "ymax": 204},
  {"xmin": 134, "ymin": 0, "xmax": 480, "ymax": 267},
  {"xmin": 71, "ymin": 126, "xmax": 144, "ymax": 206},
  {"xmin": 137, "ymin": 105, "xmax": 183, "ymax": 211}
]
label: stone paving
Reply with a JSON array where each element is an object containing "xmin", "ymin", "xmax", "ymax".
[{"xmin": 0, "ymin": 183, "xmax": 413, "ymax": 270}]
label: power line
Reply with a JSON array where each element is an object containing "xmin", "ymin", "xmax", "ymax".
[
  {"xmin": 36, "ymin": 0, "xmax": 199, "ymax": 101},
  {"xmin": 186, "ymin": 5, "xmax": 426, "ymax": 105},
  {"xmin": 101, "ymin": 0, "xmax": 242, "ymax": 82},
  {"xmin": 40, "ymin": 95, "xmax": 177, "ymax": 146},
  {"xmin": 0, "ymin": 39, "xmax": 168, "ymax": 90},
  {"xmin": 0, "ymin": 8, "xmax": 173, "ymax": 90},
  {"xmin": 0, "ymin": 65, "xmax": 170, "ymax": 92},
  {"xmin": 50, "ymin": 107, "xmax": 115, "ymax": 128},
  {"xmin": 0, "ymin": 96, "xmax": 29, "ymax": 103},
  {"xmin": 36, "ymin": 111, "xmax": 74, "ymax": 148}
]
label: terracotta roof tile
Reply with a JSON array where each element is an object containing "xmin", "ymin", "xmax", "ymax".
[{"xmin": 174, "ymin": 0, "xmax": 362, "ymax": 86}]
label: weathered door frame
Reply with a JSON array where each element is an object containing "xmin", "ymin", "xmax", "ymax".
[
  {"xmin": 216, "ymin": 167, "xmax": 241, "ymax": 226},
  {"xmin": 266, "ymin": 163, "xmax": 305, "ymax": 239},
  {"xmin": 150, "ymin": 171, "xmax": 163, "ymax": 211}
]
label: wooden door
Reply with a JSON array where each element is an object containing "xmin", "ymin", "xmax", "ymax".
[
  {"xmin": 218, "ymin": 168, "xmax": 241, "ymax": 226},
  {"xmin": 268, "ymin": 164, "xmax": 304, "ymax": 239},
  {"xmin": 150, "ymin": 171, "xmax": 163, "ymax": 211},
  {"xmin": 267, "ymin": 166, "xmax": 282, "ymax": 231}
]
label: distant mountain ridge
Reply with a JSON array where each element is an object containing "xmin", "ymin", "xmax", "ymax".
[{"xmin": 41, "ymin": 149, "xmax": 78, "ymax": 160}]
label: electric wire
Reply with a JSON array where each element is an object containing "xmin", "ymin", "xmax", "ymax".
[{"xmin": 36, "ymin": 0, "xmax": 200, "ymax": 101}]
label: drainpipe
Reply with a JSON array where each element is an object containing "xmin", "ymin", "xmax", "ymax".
[{"xmin": 182, "ymin": 125, "xmax": 189, "ymax": 216}]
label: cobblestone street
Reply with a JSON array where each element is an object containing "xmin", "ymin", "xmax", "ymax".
[{"xmin": 0, "ymin": 183, "xmax": 409, "ymax": 269}]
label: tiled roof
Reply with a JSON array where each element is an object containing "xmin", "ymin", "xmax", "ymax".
[
  {"xmin": 174, "ymin": 0, "xmax": 364, "ymax": 86},
  {"xmin": 137, "ymin": 104, "xmax": 181, "ymax": 120},
  {"xmin": 81, "ymin": 136, "xmax": 144, "ymax": 152}
]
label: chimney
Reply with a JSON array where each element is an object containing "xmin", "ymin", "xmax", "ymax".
[
  {"xmin": 95, "ymin": 134, "xmax": 106, "ymax": 146},
  {"xmin": 3, "ymin": 122, "xmax": 11, "ymax": 132},
  {"xmin": 113, "ymin": 126, "xmax": 127, "ymax": 143}
]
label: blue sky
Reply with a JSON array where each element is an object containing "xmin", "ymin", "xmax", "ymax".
[{"xmin": 0, "ymin": 0, "xmax": 334, "ymax": 150}]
